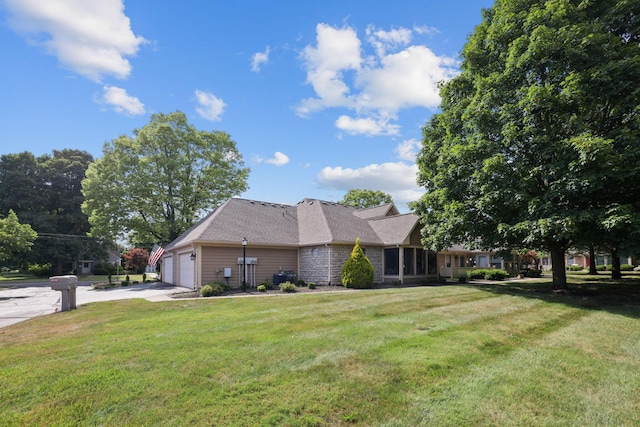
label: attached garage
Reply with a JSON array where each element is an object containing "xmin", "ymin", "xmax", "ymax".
[
  {"xmin": 179, "ymin": 253, "xmax": 195, "ymax": 289},
  {"xmin": 162, "ymin": 256, "xmax": 173, "ymax": 285}
]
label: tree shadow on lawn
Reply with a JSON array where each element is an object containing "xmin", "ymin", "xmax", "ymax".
[{"xmin": 463, "ymin": 275, "xmax": 640, "ymax": 320}]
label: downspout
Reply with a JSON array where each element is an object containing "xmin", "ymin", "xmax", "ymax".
[{"xmin": 326, "ymin": 243, "xmax": 331, "ymax": 285}]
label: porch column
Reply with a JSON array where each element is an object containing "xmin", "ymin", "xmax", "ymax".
[{"xmin": 399, "ymin": 247, "xmax": 404, "ymax": 284}]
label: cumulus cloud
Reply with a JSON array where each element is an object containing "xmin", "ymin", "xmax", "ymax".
[
  {"xmin": 296, "ymin": 24, "xmax": 361, "ymax": 116},
  {"xmin": 335, "ymin": 115, "xmax": 400, "ymax": 136},
  {"xmin": 297, "ymin": 23, "xmax": 458, "ymax": 136},
  {"xmin": 4, "ymin": 0, "xmax": 146, "ymax": 82},
  {"xmin": 255, "ymin": 152, "xmax": 290, "ymax": 166},
  {"xmin": 194, "ymin": 90, "xmax": 226, "ymax": 121},
  {"xmin": 317, "ymin": 161, "xmax": 424, "ymax": 206},
  {"xmin": 251, "ymin": 46, "xmax": 270, "ymax": 72},
  {"xmin": 99, "ymin": 86, "xmax": 145, "ymax": 115},
  {"xmin": 395, "ymin": 138, "xmax": 421, "ymax": 161},
  {"xmin": 366, "ymin": 25, "xmax": 412, "ymax": 57}
]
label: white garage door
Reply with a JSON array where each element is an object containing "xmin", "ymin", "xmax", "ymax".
[
  {"xmin": 163, "ymin": 256, "xmax": 173, "ymax": 284},
  {"xmin": 179, "ymin": 253, "xmax": 195, "ymax": 289}
]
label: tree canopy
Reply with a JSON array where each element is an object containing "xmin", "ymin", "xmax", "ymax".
[
  {"xmin": 0, "ymin": 149, "xmax": 98, "ymax": 273},
  {"xmin": 82, "ymin": 111, "xmax": 250, "ymax": 244},
  {"xmin": 412, "ymin": 0, "xmax": 640, "ymax": 288},
  {"xmin": 0, "ymin": 210, "xmax": 37, "ymax": 262},
  {"xmin": 339, "ymin": 189, "xmax": 393, "ymax": 208}
]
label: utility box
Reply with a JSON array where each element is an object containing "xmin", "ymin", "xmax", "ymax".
[
  {"xmin": 223, "ymin": 268, "xmax": 232, "ymax": 278},
  {"xmin": 49, "ymin": 275, "xmax": 78, "ymax": 311}
]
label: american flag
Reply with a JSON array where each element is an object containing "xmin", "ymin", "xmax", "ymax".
[{"xmin": 148, "ymin": 244, "xmax": 165, "ymax": 267}]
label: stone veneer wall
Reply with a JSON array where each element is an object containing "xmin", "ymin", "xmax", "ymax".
[
  {"xmin": 330, "ymin": 245, "xmax": 383, "ymax": 285},
  {"xmin": 299, "ymin": 246, "xmax": 331, "ymax": 285},
  {"xmin": 300, "ymin": 245, "xmax": 384, "ymax": 286}
]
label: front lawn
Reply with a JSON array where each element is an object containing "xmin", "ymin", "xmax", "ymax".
[{"xmin": 1, "ymin": 277, "xmax": 639, "ymax": 426}]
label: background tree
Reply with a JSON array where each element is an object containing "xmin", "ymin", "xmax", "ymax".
[
  {"xmin": 0, "ymin": 210, "xmax": 37, "ymax": 263},
  {"xmin": 121, "ymin": 248, "xmax": 149, "ymax": 273},
  {"xmin": 0, "ymin": 150, "xmax": 97, "ymax": 274},
  {"xmin": 412, "ymin": 0, "xmax": 640, "ymax": 288},
  {"xmin": 82, "ymin": 111, "xmax": 250, "ymax": 245},
  {"xmin": 339, "ymin": 189, "xmax": 393, "ymax": 208}
]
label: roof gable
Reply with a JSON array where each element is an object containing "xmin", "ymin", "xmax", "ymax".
[{"xmin": 166, "ymin": 197, "xmax": 420, "ymax": 250}]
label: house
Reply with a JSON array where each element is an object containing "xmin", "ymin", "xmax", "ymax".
[
  {"xmin": 76, "ymin": 248, "xmax": 121, "ymax": 275},
  {"xmin": 161, "ymin": 197, "xmax": 439, "ymax": 289},
  {"xmin": 437, "ymin": 244, "xmax": 514, "ymax": 279}
]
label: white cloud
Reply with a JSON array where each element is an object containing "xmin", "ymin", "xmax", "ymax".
[
  {"xmin": 296, "ymin": 23, "xmax": 361, "ymax": 116},
  {"xmin": 335, "ymin": 115, "xmax": 400, "ymax": 136},
  {"xmin": 365, "ymin": 25, "xmax": 412, "ymax": 57},
  {"xmin": 355, "ymin": 45, "xmax": 457, "ymax": 112},
  {"xmin": 317, "ymin": 161, "xmax": 424, "ymax": 206},
  {"xmin": 395, "ymin": 138, "xmax": 421, "ymax": 161},
  {"xmin": 251, "ymin": 46, "xmax": 270, "ymax": 73},
  {"xmin": 194, "ymin": 90, "xmax": 226, "ymax": 121},
  {"xmin": 255, "ymin": 152, "xmax": 290, "ymax": 167},
  {"xmin": 4, "ymin": 0, "xmax": 146, "ymax": 82},
  {"xmin": 99, "ymin": 86, "xmax": 145, "ymax": 115},
  {"xmin": 297, "ymin": 23, "xmax": 458, "ymax": 136}
]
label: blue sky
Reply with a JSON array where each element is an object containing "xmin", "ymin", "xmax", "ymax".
[{"xmin": 1, "ymin": 0, "xmax": 493, "ymax": 213}]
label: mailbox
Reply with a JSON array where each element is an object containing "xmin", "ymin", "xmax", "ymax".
[{"xmin": 49, "ymin": 275, "xmax": 78, "ymax": 311}]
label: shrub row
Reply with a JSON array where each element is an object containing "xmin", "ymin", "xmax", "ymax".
[
  {"xmin": 466, "ymin": 268, "xmax": 510, "ymax": 280},
  {"xmin": 521, "ymin": 269, "xmax": 542, "ymax": 278},
  {"xmin": 200, "ymin": 281, "xmax": 229, "ymax": 297}
]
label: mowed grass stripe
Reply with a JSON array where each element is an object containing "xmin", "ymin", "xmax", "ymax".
[
  {"xmin": 405, "ymin": 309, "xmax": 640, "ymax": 426},
  {"xmin": 1, "ymin": 284, "xmax": 639, "ymax": 426}
]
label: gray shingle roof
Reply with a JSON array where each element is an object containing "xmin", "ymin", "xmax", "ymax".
[{"xmin": 165, "ymin": 197, "xmax": 420, "ymax": 250}]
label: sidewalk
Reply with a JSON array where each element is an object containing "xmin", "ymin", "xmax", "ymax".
[{"xmin": 0, "ymin": 282, "xmax": 188, "ymax": 329}]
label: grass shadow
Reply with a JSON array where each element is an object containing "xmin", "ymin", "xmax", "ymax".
[{"xmin": 463, "ymin": 273, "xmax": 640, "ymax": 320}]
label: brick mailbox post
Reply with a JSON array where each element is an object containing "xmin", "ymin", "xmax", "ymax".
[{"xmin": 49, "ymin": 275, "xmax": 78, "ymax": 311}]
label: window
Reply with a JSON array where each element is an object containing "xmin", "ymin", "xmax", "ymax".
[
  {"xmin": 404, "ymin": 248, "xmax": 414, "ymax": 275},
  {"xmin": 428, "ymin": 251, "xmax": 437, "ymax": 275},
  {"xmin": 384, "ymin": 248, "xmax": 399, "ymax": 275},
  {"xmin": 416, "ymin": 249, "xmax": 426, "ymax": 275}
]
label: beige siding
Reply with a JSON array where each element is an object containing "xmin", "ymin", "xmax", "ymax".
[
  {"xmin": 200, "ymin": 246, "xmax": 298, "ymax": 288},
  {"xmin": 409, "ymin": 226, "xmax": 422, "ymax": 246}
]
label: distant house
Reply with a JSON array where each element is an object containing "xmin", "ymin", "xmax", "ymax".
[
  {"xmin": 76, "ymin": 248, "xmax": 121, "ymax": 275},
  {"xmin": 161, "ymin": 198, "xmax": 441, "ymax": 289}
]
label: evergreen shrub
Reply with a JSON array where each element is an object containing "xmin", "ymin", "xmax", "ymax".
[{"xmin": 341, "ymin": 238, "xmax": 374, "ymax": 289}]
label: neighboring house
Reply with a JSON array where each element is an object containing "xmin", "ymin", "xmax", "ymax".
[
  {"xmin": 561, "ymin": 252, "xmax": 633, "ymax": 270},
  {"xmin": 76, "ymin": 248, "xmax": 121, "ymax": 275},
  {"xmin": 161, "ymin": 198, "xmax": 439, "ymax": 289},
  {"xmin": 437, "ymin": 244, "xmax": 514, "ymax": 279}
]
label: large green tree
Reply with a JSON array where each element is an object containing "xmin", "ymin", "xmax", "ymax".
[
  {"xmin": 413, "ymin": 0, "xmax": 640, "ymax": 288},
  {"xmin": 0, "ymin": 150, "xmax": 97, "ymax": 273},
  {"xmin": 82, "ymin": 111, "xmax": 250, "ymax": 244},
  {"xmin": 339, "ymin": 189, "xmax": 393, "ymax": 208},
  {"xmin": 0, "ymin": 210, "xmax": 37, "ymax": 263}
]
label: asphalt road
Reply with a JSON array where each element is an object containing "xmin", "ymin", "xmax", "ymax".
[{"xmin": 0, "ymin": 282, "xmax": 188, "ymax": 329}]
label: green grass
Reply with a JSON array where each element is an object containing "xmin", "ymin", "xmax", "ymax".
[{"xmin": 1, "ymin": 276, "xmax": 639, "ymax": 426}]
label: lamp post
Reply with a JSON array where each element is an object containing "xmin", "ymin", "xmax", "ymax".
[{"xmin": 242, "ymin": 238, "xmax": 247, "ymax": 291}]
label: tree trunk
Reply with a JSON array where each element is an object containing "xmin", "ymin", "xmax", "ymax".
[
  {"xmin": 550, "ymin": 246, "xmax": 568, "ymax": 289},
  {"xmin": 588, "ymin": 245, "xmax": 598, "ymax": 275},
  {"xmin": 611, "ymin": 248, "xmax": 622, "ymax": 280}
]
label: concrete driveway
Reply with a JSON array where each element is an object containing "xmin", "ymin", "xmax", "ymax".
[{"xmin": 0, "ymin": 282, "xmax": 189, "ymax": 329}]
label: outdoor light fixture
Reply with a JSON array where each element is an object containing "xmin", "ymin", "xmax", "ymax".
[
  {"xmin": 190, "ymin": 251, "xmax": 196, "ymax": 261},
  {"xmin": 242, "ymin": 238, "xmax": 247, "ymax": 291}
]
